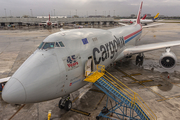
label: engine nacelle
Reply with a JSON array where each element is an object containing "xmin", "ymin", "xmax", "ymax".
[{"xmin": 159, "ymin": 51, "xmax": 177, "ymax": 69}]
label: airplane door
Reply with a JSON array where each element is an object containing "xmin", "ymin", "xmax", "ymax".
[{"xmin": 85, "ymin": 56, "xmax": 94, "ymax": 76}]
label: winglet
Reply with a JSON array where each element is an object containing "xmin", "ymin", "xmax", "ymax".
[
  {"xmin": 136, "ymin": 1, "xmax": 143, "ymax": 24},
  {"xmin": 153, "ymin": 13, "xmax": 159, "ymax": 21}
]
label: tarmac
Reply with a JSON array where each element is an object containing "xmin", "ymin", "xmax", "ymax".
[{"xmin": 1, "ymin": 22, "xmax": 180, "ymax": 120}]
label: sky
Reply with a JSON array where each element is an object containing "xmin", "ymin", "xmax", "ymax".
[{"xmin": 0, "ymin": 0, "xmax": 180, "ymax": 17}]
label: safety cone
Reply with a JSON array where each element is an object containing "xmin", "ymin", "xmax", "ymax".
[
  {"xmin": 168, "ymin": 74, "xmax": 170, "ymax": 79},
  {"xmin": 2, "ymin": 84, "xmax": 4, "ymax": 89}
]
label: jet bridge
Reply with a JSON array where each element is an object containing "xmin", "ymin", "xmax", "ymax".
[{"xmin": 84, "ymin": 65, "xmax": 157, "ymax": 120}]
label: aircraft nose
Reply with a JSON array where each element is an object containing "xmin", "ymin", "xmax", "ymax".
[{"xmin": 2, "ymin": 77, "xmax": 26, "ymax": 104}]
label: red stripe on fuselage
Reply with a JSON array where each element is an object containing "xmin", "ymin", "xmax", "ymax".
[{"xmin": 124, "ymin": 28, "xmax": 142, "ymax": 40}]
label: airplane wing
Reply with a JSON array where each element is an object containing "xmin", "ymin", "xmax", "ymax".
[
  {"xmin": 142, "ymin": 23, "xmax": 165, "ymax": 28},
  {"xmin": 115, "ymin": 41, "xmax": 180, "ymax": 61},
  {"xmin": 124, "ymin": 41, "xmax": 180, "ymax": 55},
  {"xmin": 0, "ymin": 77, "xmax": 10, "ymax": 83},
  {"xmin": 52, "ymin": 23, "xmax": 57, "ymax": 25}
]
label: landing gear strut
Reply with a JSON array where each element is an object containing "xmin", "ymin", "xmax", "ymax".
[
  {"xmin": 59, "ymin": 94, "xmax": 72, "ymax": 111},
  {"xmin": 136, "ymin": 53, "xmax": 144, "ymax": 66}
]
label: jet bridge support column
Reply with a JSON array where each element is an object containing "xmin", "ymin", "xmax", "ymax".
[{"xmin": 106, "ymin": 22, "xmax": 109, "ymax": 27}]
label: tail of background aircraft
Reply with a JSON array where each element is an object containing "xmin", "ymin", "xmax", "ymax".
[
  {"xmin": 152, "ymin": 13, "xmax": 159, "ymax": 21},
  {"xmin": 141, "ymin": 14, "xmax": 147, "ymax": 20},
  {"xmin": 136, "ymin": 1, "xmax": 143, "ymax": 24}
]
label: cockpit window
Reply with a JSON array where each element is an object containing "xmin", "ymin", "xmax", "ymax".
[
  {"xmin": 42, "ymin": 42, "xmax": 55, "ymax": 49},
  {"xmin": 38, "ymin": 42, "xmax": 44, "ymax": 49},
  {"xmin": 59, "ymin": 42, "xmax": 65, "ymax": 47},
  {"xmin": 55, "ymin": 42, "xmax": 60, "ymax": 47},
  {"xmin": 38, "ymin": 41, "xmax": 64, "ymax": 50}
]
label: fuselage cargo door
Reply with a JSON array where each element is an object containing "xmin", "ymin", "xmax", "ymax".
[{"xmin": 85, "ymin": 56, "xmax": 94, "ymax": 77}]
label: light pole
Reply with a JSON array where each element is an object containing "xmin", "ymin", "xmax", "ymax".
[
  {"xmin": 114, "ymin": 10, "xmax": 115, "ymax": 17},
  {"xmin": 76, "ymin": 9, "xmax": 77, "ymax": 16},
  {"xmin": 30, "ymin": 9, "xmax": 33, "ymax": 17},
  {"xmin": 4, "ymin": 8, "xmax": 7, "ymax": 17},
  {"xmin": 54, "ymin": 9, "xmax": 55, "ymax": 16},
  {"xmin": 10, "ymin": 10, "xmax": 12, "ymax": 17}
]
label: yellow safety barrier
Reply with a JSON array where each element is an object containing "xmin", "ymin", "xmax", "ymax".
[{"xmin": 85, "ymin": 65, "xmax": 157, "ymax": 120}]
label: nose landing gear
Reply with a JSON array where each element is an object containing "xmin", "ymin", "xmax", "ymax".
[
  {"xmin": 136, "ymin": 53, "xmax": 144, "ymax": 66},
  {"xmin": 59, "ymin": 94, "xmax": 72, "ymax": 111}
]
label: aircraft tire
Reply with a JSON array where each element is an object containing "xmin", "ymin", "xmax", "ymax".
[
  {"xmin": 136, "ymin": 55, "xmax": 143, "ymax": 66},
  {"xmin": 58, "ymin": 99, "xmax": 64, "ymax": 109},
  {"xmin": 64, "ymin": 100, "xmax": 72, "ymax": 111},
  {"xmin": 96, "ymin": 116, "xmax": 100, "ymax": 120},
  {"xmin": 140, "ymin": 56, "xmax": 144, "ymax": 66},
  {"xmin": 136, "ymin": 56, "xmax": 140, "ymax": 65}
]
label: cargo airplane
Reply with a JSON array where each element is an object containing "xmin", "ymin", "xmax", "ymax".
[
  {"xmin": 119, "ymin": 13, "xmax": 160, "ymax": 25},
  {"xmin": 2, "ymin": 2, "xmax": 180, "ymax": 111}
]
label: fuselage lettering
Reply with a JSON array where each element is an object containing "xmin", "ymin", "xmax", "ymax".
[
  {"xmin": 93, "ymin": 36, "xmax": 125, "ymax": 65},
  {"xmin": 93, "ymin": 48, "xmax": 101, "ymax": 64}
]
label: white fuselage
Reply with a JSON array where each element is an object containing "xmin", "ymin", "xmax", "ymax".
[
  {"xmin": 119, "ymin": 19, "xmax": 154, "ymax": 25},
  {"xmin": 2, "ymin": 24, "xmax": 142, "ymax": 104}
]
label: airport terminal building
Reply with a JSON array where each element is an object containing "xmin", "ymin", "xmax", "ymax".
[{"xmin": 0, "ymin": 17, "xmax": 114, "ymax": 27}]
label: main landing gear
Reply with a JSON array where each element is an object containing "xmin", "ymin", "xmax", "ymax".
[
  {"xmin": 59, "ymin": 94, "xmax": 72, "ymax": 111},
  {"xmin": 136, "ymin": 53, "xmax": 144, "ymax": 66}
]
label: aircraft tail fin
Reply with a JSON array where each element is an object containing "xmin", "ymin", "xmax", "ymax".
[
  {"xmin": 136, "ymin": 1, "xmax": 143, "ymax": 24},
  {"xmin": 152, "ymin": 13, "xmax": 159, "ymax": 21},
  {"xmin": 141, "ymin": 14, "xmax": 146, "ymax": 20},
  {"xmin": 49, "ymin": 14, "xmax": 50, "ymax": 21}
]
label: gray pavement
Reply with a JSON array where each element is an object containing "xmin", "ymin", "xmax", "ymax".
[{"xmin": 0, "ymin": 23, "xmax": 180, "ymax": 120}]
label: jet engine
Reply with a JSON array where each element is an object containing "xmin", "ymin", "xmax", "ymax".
[{"xmin": 159, "ymin": 48, "xmax": 177, "ymax": 69}]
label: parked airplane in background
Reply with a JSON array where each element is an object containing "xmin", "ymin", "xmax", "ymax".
[
  {"xmin": 39, "ymin": 14, "xmax": 57, "ymax": 27},
  {"xmin": 119, "ymin": 14, "xmax": 147, "ymax": 24},
  {"xmin": 74, "ymin": 24, "xmax": 83, "ymax": 28},
  {"xmin": 141, "ymin": 14, "xmax": 147, "ymax": 20},
  {"xmin": 2, "ymin": 2, "xmax": 180, "ymax": 111},
  {"xmin": 119, "ymin": 13, "xmax": 160, "ymax": 25}
]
